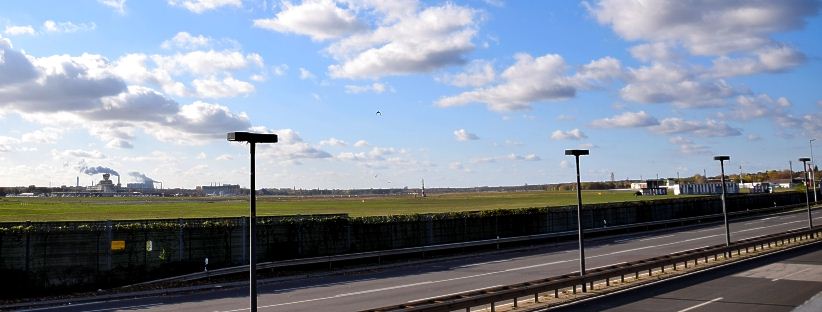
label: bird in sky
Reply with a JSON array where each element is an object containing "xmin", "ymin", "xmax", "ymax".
[{"xmin": 376, "ymin": 110, "xmax": 382, "ymax": 116}]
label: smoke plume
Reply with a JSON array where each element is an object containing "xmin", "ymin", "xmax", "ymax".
[
  {"xmin": 79, "ymin": 165, "xmax": 120, "ymax": 177},
  {"xmin": 128, "ymin": 172, "xmax": 155, "ymax": 183}
]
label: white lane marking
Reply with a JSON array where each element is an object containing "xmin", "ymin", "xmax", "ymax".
[
  {"xmin": 78, "ymin": 303, "xmax": 164, "ymax": 312},
  {"xmin": 456, "ymin": 259, "xmax": 513, "ymax": 269},
  {"xmin": 677, "ymin": 297, "xmax": 723, "ymax": 312},
  {"xmin": 407, "ymin": 285, "xmax": 502, "ymax": 302},
  {"xmin": 637, "ymin": 234, "xmax": 675, "ymax": 242},
  {"xmin": 771, "ymin": 267, "xmax": 813, "ymax": 282}
]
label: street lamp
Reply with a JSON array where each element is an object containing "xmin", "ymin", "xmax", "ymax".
[
  {"xmin": 565, "ymin": 149, "xmax": 589, "ymax": 292},
  {"xmin": 799, "ymin": 157, "xmax": 813, "ymax": 232},
  {"xmin": 810, "ymin": 139, "xmax": 817, "ymax": 203},
  {"xmin": 713, "ymin": 156, "xmax": 731, "ymax": 247},
  {"xmin": 227, "ymin": 131, "xmax": 278, "ymax": 312}
]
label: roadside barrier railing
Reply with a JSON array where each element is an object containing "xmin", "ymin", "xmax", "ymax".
[
  {"xmin": 360, "ymin": 226, "xmax": 821, "ymax": 312},
  {"xmin": 134, "ymin": 203, "xmax": 814, "ymax": 286}
]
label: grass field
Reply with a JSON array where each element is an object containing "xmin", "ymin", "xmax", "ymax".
[{"xmin": 0, "ymin": 190, "xmax": 684, "ymax": 222}]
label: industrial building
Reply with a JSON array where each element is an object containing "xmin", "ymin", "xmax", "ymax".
[
  {"xmin": 667, "ymin": 182, "xmax": 740, "ymax": 195},
  {"xmin": 86, "ymin": 173, "xmax": 120, "ymax": 193}
]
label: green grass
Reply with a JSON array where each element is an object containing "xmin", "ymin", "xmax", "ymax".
[{"xmin": 0, "ymin": 190, "xmax": 684, "ymax": 222}]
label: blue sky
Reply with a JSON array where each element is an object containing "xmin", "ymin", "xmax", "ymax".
[{"xmin": 0, "ymin": 0, "xmax": 821, "ymax": 189}]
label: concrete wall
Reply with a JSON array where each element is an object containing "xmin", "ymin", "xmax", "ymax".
[{"xmin": 0, "ymin": 192, "xmax": 804, "ymax": 296}]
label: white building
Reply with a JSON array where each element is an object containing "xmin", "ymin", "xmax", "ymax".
[{"xmin": 667, "ymin": 182, "xmax": 739, "ymax": 195}]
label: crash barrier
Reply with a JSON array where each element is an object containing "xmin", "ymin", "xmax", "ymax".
[
  {"xmin": 0, "ymin": 192, "xmax": 807, "ymax": 295},
  {"xmin": 361, "ymin": 226, "xmax": 821, "ymax": 312}
]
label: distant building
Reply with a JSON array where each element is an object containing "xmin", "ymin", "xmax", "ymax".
[
  {"xmin": 640, "ymin": 179, "xmax": 667, "ymax": 195},
  {"xmin": 668, "ymin": 182, "xmax": 739, "ymax": 195},
  {"xmin": 87, "ymin": 173, "xmax": 118, "ymax": 193},
  {"xmin": 126, "ymin": 181, "xmax": 154, "ymax": 191},
  {"xmin": 198, "ymin": 184, "xmax": 242, "ymax": 196}
]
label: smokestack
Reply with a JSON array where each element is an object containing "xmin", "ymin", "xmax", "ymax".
[{"xmin": 76, "ymin": 176, "xmax": 79, "ymax": 187}]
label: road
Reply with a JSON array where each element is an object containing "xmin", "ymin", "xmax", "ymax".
[
  {"xmin": 550, "ymin": 240, "xmax": 822, "ymax": 312},
  {"xmin": 22, "ymin": 208, "xmax": 822, "ymax": 312}
]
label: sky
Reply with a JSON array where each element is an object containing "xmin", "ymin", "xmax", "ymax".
[{"xmin": 0, "ymin": 0, "xmax": 821, "ymax": 190}]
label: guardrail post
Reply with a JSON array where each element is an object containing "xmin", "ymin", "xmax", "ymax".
[
  {"xmin": 490, "ymin": 301, "xmax": 496, "ymax": 312},
  {"xmin": 513, "ymin": 297, "xmax": 518, "ymax": 308},
  {"xmin": 554, "ymin": 289, "xmax": 558, "ymax": 298},
  {"xmin": 178, "ymin": 218, "xmax": 184, "ymax": 262}
]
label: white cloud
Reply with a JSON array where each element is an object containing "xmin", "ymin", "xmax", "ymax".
[
  {"xmin": 161, "ymin": 32, "xmax": 212, "ymax": 50},
  {"xmin": 556, "ymin": 114, "xmax": 575, "ymax": 121},
  {"xmin": 590, "ymin": 111, "xmax": 659, "ymax": 128},
  {"xmin": 327, "ymin": 2, "xmax": 479, "ymax": 79},
  {"xmin": 98, "ymin": 0, "xmax": 127, "ymax": 14},
  {"xmin": 168, "ymin": 0, "xmax": 242, "ymax": 13},
  {"xmin": 711, "ymin": 45, "xmax": 806, "ymax": 77},
  {"xmin": 4, "ymin": 25, "xmax": 36, "ymax": 36},
  {"xmin": 449, "ymin": 161, "xmax": 472, "ymax": 173},
  {"xmin": 106, "ymin": 139, "xmax": 133, "ymax": 149},
  {"xmin": 319, "ymin": 137, "xmax": 347, "ymax": 146},
  {"xmin": 669, "ymin": 136, "xmax": 710, "ymax": 155},
  {"xmin": 215, "ymin": 154, "xmax": 234, "ymax": 161},
  {"xmin": 57, "ymin": 149, "xmax": 107, "ymax": 159},
  {"xmin": 453, "ymin": 129, "xmax": 479, "ymax": 141},
  {"xmin": 747, "ymin": 134, "xmax": 762, "ymax": 141},
  {"xmin": 42, "ymin": 20, "xmax": 96, "ymax": 33},
  {"xmin": 272, "ymin": 64, "xmax": 289, "ymax": 76},
  {"xmin": 344, "ymin": 82, "xmax": 391, "ymax": 94},
  {"xmin": 722, "ymin": 94, "xmax": 790, "ymax": 121},
  {"xmin": 21, "ymin": 128, "xmax": 63, "ymax": 144},
  {"xmin": 629, "ymin": 42, "xmax": 679, "ymax": 62},
  {"xmin": 587, "ymin": 0, "xmax": 820, "ymax": 56},
  {"xmin": 251, "ymin": 128, "xmax": 333, "ymax": 161},
  {"xmin": 299, "ymin": 67, "xmax": 315, "ymax": 80},
  {"xmin": 472, "ymin": 153, "xmax": 541, "ymax": 164},
  {"xmin": 550, "ymin": 129, "xmax": 587, "ymax": 141},
  {"xmin": 437, "ymin": 54, "xmax": 620, "ymax": 111},
  {"xmin": 196, "ymin": 152, "xmax": 207, "ymax": 159},
  {"xmin": 620, "ymin": 63, "xmax": 738, "ymax": 108},
  {"xmin": 253, "ymin": 0, "xmax": 365, "ymax": 41},
  {"xmin": 191, "ymin": 76, "xmax": 255, "ymax": 98},
  {"xmin": 651, "ymin": 118, "xmax": 741, "ymax": 137},
  {"xmin": 438, "ymin": 59, "xmax": 495, "ymax": 87},
  {"xmin": 353, "ymin": 140, "xmax": 369, "ymax": 147}
]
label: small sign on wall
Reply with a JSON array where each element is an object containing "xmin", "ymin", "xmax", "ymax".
[
  {"xmin": 146, "ymin": 240, "xmax": 153, "ymax": 252},
  {"xmin": 111, "ymin": 240, "xmax": 125, "ymax": 251}
]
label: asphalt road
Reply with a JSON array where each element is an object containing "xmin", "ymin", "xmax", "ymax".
[
  {"xmin": 551, "ymin": 240, "xmax": 822, "ymax": 312},
  {"xmin": 22, "ymin": 208, "xmax": 822, "ymax": 312}
]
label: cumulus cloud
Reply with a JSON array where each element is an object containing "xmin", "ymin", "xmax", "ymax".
[
  {"xmin": 353, "ymin": 140, "xmax": 369, "ymax": 147},
  {"xmin": 98, "ymin": 0, "xmax": 127, "ymax": 14},
  {"xmin": 298, "ymin": 67, "xmax": 315, "ymax": 80},
  {"xmin": 651, "ymin": 118, "xmax": 741, "ymax": 137},
  {"xmin": 711, "ymin": 45, "xmax": 806, "ymax": 77},
  {"xmin": 0, "ymin": 38, "xmax": 255, "ymax": 147},
  {"xmin": 620, "ymin": 63, "xmax": 738, "ymax": 108},
  {"xmin": 21, "ymin": 128, "xmax": 63, "ymax": 144},
  {"xmin": 590, "ymin": 111, "xmax": 659, "ymax": 128},
  {"xmin": 437, "ymin": 59, "xmax": 495, "ymax": 87},
  {"xmin": 587, "ymin": 0, "xmax": 820, "ymax": 56},
  {"xmin": 438, "ymin": 54, "xmax": 621, "ymax": 111},
  {"xmin": 272, "ymin": 64, "xmax": 289, "ymax": 76},
  {"xmin": 453, "ymin": 129, "xmax": 479, "ymax": 141},
  {"xmin": 472, "ymin": 153, "xmax": 541, "ymax": 164},
  {"xmin": 550, "ymin": 129, "xmax": 587, "ymax": 141},
  {"xmin": 721, "ymin": 94, "xmax": 791, "ymax": 121},
  {"xmin": 253, "ymin": 0, "xmax": 365, "ymax": 41},
  {"xmin": 161, "ymin": 32, "xmax": 212, "ymax": 50},
  {"xmin": 251, "ymin": 128, "xmax": 332, "ymax": 161},
  {"xmin": 215, "ymin": 154, "xmax": 233, "ymax": 161},
  {"xmin": 669, "ymin": 136, "xmax": 710, "ymax": 155},
  {"xmin": 57, "ymin": 149, "xmax": 107, "ymax": 159},
  {"xmin": 168, "ymin": 0, "xmax": 242, "ymax": 13},
  {"xmin": 4, "ymin": 25, "xmax": 36, "ymax": 36},
  {"xmin": 319, "ymin": 137, "xmax": 347, "ymax": 146},
  {"xmin": 192, "ymin": 76, "xmax": 255, "ymax": 98},
  {"xmin": 344, "ymin": 82, "xmax": 391, "ymax": 94},
  {"xmin": 112, "ymin": 49, "xmax": 262, "ymax": 98},
  {"xmin": 42, "ymin": 20, "xmax": 96, "ymax": 33}
]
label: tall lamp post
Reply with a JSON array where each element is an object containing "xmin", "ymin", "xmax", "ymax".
[
  {"xmin": 227, "ymin": 132, "xmax": 278, "ymax": 312},
  {"xmin": 811, "ymin": 139, "xmax": 817, "ymax": 203},
  {"xmin": 565, "ymin": 149, "xmax": 589, "ymax": 292},
  {"xmin": 799, "ymin": 157, "xmax": 814, "ymax": 232},
  {"xmin": 713, "ymin": 156, "xmax": 731, "ymax": 247}
]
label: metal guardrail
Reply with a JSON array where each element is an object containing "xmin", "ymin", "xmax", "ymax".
[
  {"xmin": 361, "ymin": 226, "xmax": 822, "ymax": 312},
  {"xmin": 135, "ymin": 203, "xmax": 813, "ymax": 286}
]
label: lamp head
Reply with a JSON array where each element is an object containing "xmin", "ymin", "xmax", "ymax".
[
  {"xmin": 713, "ymin": 155, "xmax": 730, "ymax": 161},
  {"xmin": 227, "ymin": 132, "xmax": 278, "ymax": 143},
  {"xmin": 799, "ymin": 157, "xmax": 811, "ymax": 162},
  {"xmin": 565, "ymin": 149, "xmax": 589, "ymax": 156}
]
